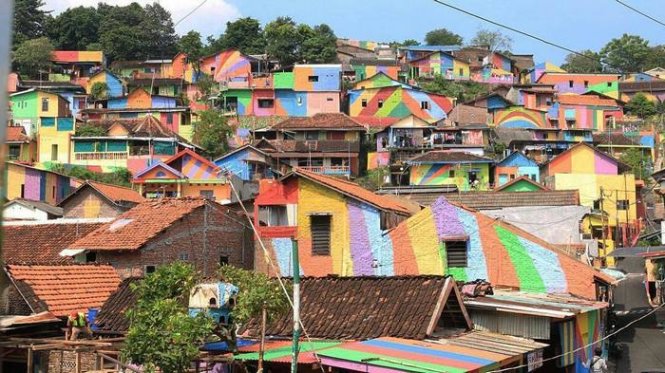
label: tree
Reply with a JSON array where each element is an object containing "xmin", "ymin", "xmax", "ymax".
[
  {"xmin": 264, "ymin": 16, "xmax": 302, "ymax": 67},
  {"xmin": 12, "ymin": 37, "xmax": 54, "ymax": 78},
  {"xmin": 122, "ymin": 263, "xmax": 214, "ymax": 373},
  {"xmin": 139, "ymin": 3, "xmax": 178, "ymax": 59},
  {"xmin": 12, "ymin": 0, "xmax": 49, "ymax": 45},
  {"xmin": 425, "ymin": 28, "xmax": 463, "ymax": 46},
  {"xmin": 47, "ymin": 6, "xmax": 100, "ymax": 50},
  {"xmin": 300, "ymin": 24, "xmax": 337, "ymax": 63},
  {"xmin": 214, "ymin": 17, "xmax": 266, "ymax": 55},
  {"xmin": 470, "ymin": 29, "xmax": 513, "ymax": 52},
  {"xmin": 89, "ymin": 82, "xmax": 109, "ymax": 101},
  {"xmin": 402, "ymin": 39, "xmax": 421, "ymax": 47},
  {"xmin": 178, "ymin": 31, "xmax": 204, "ymax": 63},
  {"xmin": 620, "ymin": 148, "xmax": 649, "ymax": 180},
  {"xmin": 192, "ymin": 110, "xmax": 232, "ymax": 159},
  {"xmin": 624, "ymin": 93, "xmax": 657, "ymax": 119},
  {"xmin": 420, "ymin": 75, "xmax": 486, "ymax": 102},
  {"xmin": 600, "ymin": 34, "xmax": 650, "ymax": 73},
  {"xmin": 644, "ymin": 45, "xmax": 665, "ymax": 71},
  {"xmin": 218, "ymin": 265, "xmax": 290, "ymax": 353},
  {"xmin": 98, "ymin": 3, "xmax": 147, "ymax": 61},
  {"xmin": 561, "ymin": 50, "xmax": 603, "ymax": 73}
]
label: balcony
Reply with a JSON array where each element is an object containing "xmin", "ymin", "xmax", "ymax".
[
  {"xmin": 298, "ymin": 165, "xmax": 350, "ymax": 176},
  {"xmin": 74, "ymin": 152, "xmax": 128, "ymax": 161}
]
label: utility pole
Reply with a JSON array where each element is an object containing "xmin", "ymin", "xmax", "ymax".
[
  {"xmin": 600, "ymin": 186, "xmax": 608, "ymax": 265},
  {"xmin": 616, "ymin": 189, "xmax": 621, "ymax": 248},
  {"xmin": 291, "ymin": 239, "xmax": 300, "ymax": 373},
  {"xmin": 257, "ymin": 303, "xmax": 267, "ymax": 373}
]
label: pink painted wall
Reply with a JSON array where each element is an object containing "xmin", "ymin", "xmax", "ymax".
[
  {"xmin": 594, "ymin": 153, "xmax": 618, "ymax": 175},
  {"xmin": 306, "ymin": 92, "xmax": 341, "ymax": 115}
]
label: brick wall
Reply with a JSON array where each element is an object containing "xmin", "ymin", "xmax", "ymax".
[
  {"xmin": 45, "ymin": 350, "xmax": 97, "ymax": 373},
  {"xmin": 0, "ymin": 272, "xmax": 33, "ymax": 315},
  {"xmin": 61, "ymin": 188, "xmax": 123, "ymax": 219},
  {"xmin": 96, "ymin": 205, "xmax": 253, "ymax": 278}
]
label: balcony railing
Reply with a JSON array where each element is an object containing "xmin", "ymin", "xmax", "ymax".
[
  {"xmin": 74, "ymin": 152, "xmax": 128, "ymax": 161},
  {"xmin": 299, "ymin": 165, "xmax": 350, "ymax": 175}
]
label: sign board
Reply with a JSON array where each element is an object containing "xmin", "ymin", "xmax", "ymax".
[{"xmin": 527, "ymin": 349, "xmax": 543, "ymax": 372}]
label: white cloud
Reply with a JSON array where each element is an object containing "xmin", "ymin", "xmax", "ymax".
[{"xmin": 44, "ymin": 0, "xmax": 242, "ymax": 37}]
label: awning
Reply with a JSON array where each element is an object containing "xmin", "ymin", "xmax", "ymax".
[
  {"xmin": 607, "ymin": 246, "xmax": 665, "ymax": 257},
  {"xmin": 318, "ymin": 333, "xmax": 547, "ymax": 373},
  {"xmin": 59, "ymin": 248, "xmax": 85, "ymax": 257},
  {"xmin": 233, "ymin": 340, "xmax": 340, "ymax": 364}
]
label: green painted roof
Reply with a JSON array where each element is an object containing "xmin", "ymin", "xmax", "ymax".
[{"xmin": 233, "ymin": 341, "xmax": 340, "ymax": 363}]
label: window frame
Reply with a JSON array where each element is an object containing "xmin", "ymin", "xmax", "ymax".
[
  {"xmin": 444, "ymin": 238, "xmax": 469, "ymax": 268},
  {"xmin": 310, "ymin": 214, "xmax": 332, "ymax": 256}
]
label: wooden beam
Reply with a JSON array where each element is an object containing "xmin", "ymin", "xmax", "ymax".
[
  {"xmin": 98, "ymin": 353, "xmax": 143, "ymax": 373},
  {"xmin": 75, "ymin": 351, "xmax": 81, "ymax": 373},
  {"xmin": 26, "ymin": 348, "xmax": 33, "ymax": 373}
]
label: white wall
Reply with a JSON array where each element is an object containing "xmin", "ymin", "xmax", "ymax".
[{"xmin": 3, "ymin": 203, "xmax": 49, "ymax": 221}]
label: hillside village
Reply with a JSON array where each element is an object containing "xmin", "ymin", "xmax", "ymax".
[{"xmin": 3, "ymin": 1, "xmax": 665, "ymax": 372}]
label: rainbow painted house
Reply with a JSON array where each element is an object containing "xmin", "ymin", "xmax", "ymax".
[{"xmin": 254, "ymin": 168, "xmax": 612, "ymax": 301}]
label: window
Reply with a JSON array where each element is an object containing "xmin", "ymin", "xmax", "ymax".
[
  {"xmin": 510, "ymin": 174, "xmax": 516, "ymax": 180},
  {"xmin": 51, "ymin": 144, "xmax": 58, "ymax": 161},
  {"xmin": 449, "ymin": 170, "xmax": 455, "ymax": 177},
  {"xmin": 530, "ymin": 174, "xmax": 537, "ymax": 181},
  {"xmin": 220, "ymin": 256, "xmax": 229, "ymax": 265},
  {"xmin": 378, "ymin": 99, "xmax": 384, "ymax": 108},
  {"xmin": 584, "ymin": 80, "xmax": 589, "ymax": 88},
  {"xmin": 444, "ymin": 239, "xmax": 468, "ymax": 267},
  {"xmin": 200, "ymin": 190, "xmax": 215, "ymax": 200},
  {"xmin": 297, "ymin": 96, "xmax": 303, "ymax": 105},
  {"xmin": 306, "ymin": 131, "xmax": 319, "ymax": 140},
  {"xmin": 311, "ymin": 215, "xmax": 331, "ymax": 255},
  {"xmin": 477, "ymin": 56, "xmax": 484, "ymax": 62},
  {"xmin": 421, "ymin": 101, "xmax": 430, "ymax": 110},
  {"xmin": 616, "ymin": 200, "xmax": 629, "ymax": 210},
  {"xmin": 8, "ymin": 145, "xmax": 20, "ymax": 160},
  {"xmin": 459, "ymin": 68, "xmax": 464, "ymax": 76},
  {"xmin": 258, "ymin": 205, "xmax": 289, "ymax": 226},
  {"xmin": 607, "ymin": 82, "xmax": 612, "ymax": 87},
  {"xmin": 166, "ymin": 113, "xmax": 174, "ymax": 125},
  {"xmin": 568, "ymin": 80, "xmax": 574, "ymax": 88},
  {"xmin": 41, "ymin": 98, "xmax": 49, "ymax": 112},
  {"xmin": 20, "ymin": 184, "xmax": 25, "ymax": 198},
  {"xmin": 326, "ymin": 97, "xmax": 334, "ymax": 102},
  {"xmin": 593, "ymin": 199, "xmax": 601, "ymax": 211},
  {"xmin": 145, "ymin": 265, "xmax": 156, "ymax": 274},
  {"xmin": 85, "ymin": 252, "xmax": 97, "ymax": 263},
  {"xmin": 179, "ymin": 252, "xmax": 189, "ymax": 261},
  {"xmin": 258, "ymin": 99, "xmax": 274, "ymax": 108},
  {"xmin": 361, "ymin": 99, "xmax": 368, "ymax": 107},
  {"xmin": 308, "ymin": 75, "xmax": 319, "ymax": 82},
  {"xmin": 52, "ymin": 186, "xmax": 56, "ymax": 199}
]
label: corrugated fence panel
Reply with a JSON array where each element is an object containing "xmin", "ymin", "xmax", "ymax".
[{"xmin": 471, "ymin": 311, "xmax": 550, "ymax": 340}]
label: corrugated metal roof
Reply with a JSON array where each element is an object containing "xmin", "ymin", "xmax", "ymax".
[
  {"xmin": 470, "ymin": 310, "xmax": 550, "ymax": 340},
  {"xmin": 464, "ymin": 292, "xmax": 608, "ymax": 320},
  {"xmin": 233, "ymin": 340, "xmax": 340, "ymax": 364}
]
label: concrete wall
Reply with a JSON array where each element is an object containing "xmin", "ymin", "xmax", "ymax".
[{"xmin": 61, "ymin": 188, "xmax": 123, "ymax": 219}]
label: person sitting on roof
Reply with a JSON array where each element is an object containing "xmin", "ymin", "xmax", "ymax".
[{"xmin": 65, "ymin": 311, "xmax": 92, "ymax": 340}]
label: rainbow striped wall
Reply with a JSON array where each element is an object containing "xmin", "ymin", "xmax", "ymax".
[
  {"xmin": 353, "ymin": 65, "xmax": 400, "ymax": 81},
  {"xmin": 293, "ymin": 65, "xmax": 342, "ymax": 91},
  {"xmin": 258, "ymin": 189, "xmax": 607, "ymax": 299},
  {"xmin": 367, "ymin": 151, "xmax": 390, "ymax": 170},
  {"xmin": 409, "ymin": 163, "xmax": 491, "ymax": 190},
  {"xmin": 7, "ymin": 162, "xmax": 74, "ymax": 204},
  {"xmin": 409, "ymin": 52, "xmax": 470, "ymax": 80},
  {"xmin": 494, "ymin": 107, "xmax": 549, "ymax": 128},
  {"xmin": 348, "ymin": 86, "xmax": 452, "ymax": 122},
  {"xmin": 558, "ymin": 310, "xmax": 602, "ymax": 370},
  {"xmin": 51, "ymin": 51, "xmax": 104, "ymax": 64},
  {"xmin": 200, "ymin": 50, "xmax": 252, "ymax": 83}
]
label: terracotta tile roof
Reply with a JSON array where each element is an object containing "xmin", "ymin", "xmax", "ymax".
[
  {"xmin": 557, "ymin": 94, "xmax": 619, "ymax": 107},
  {"xmin": 68, "ymin": 198, "xmax": 206, "ymax": 251},
  {"xmin": 293, "ymin": 168, "xmax": 414, "ymax": 215},
  {"xmin": 6, "ymin": 126, "xmax": 30, "ymax": 143},
  {"xmin": 271, "ymin": 113, "xmax": 366, "ymax": 131},
  {"xmin": 87, "ymin": 181, "xmax": 145, "ymax": 204},
  {"xmin": 2, "ymin": 221, "xmax": 106, "ymax": 264},
  {"xmin": 94, "ymin": 277, "xmax": 141, "ymax": 335},
  {"xmin": 245, "ymin": 276, "xmax": 462, "ymax": 340},
  {"xmin": 393, "ymin": 190, "xmax": 579, "ymax": 208},
  {"xmin": 349, "ymin": 58, "xmax": 399, "ymax": 66},
  {"xmin": 255, "ymin": 139, "xmax": 361, "ymax": 154},
  {"xmin": 619, "ymin": 81, "xmax": 665, "ymax": 92},
  {"xmin": 493, "ymin": 176, "xmax": 549, "ymax": 192},
  {"xmin": 351, "ymin": 116, "xmax": 400, "ymax": 129},
  {"xmin": 440, "ymin": 105, "xmax": 489, "ymax": 127},
  {"xmin": 592, "ymin": 132, "xmax": 641, "ymax": 146},
  {"xmin": 5, "ymin": 264, "xmax": 121, "ymax": 317},
  {"xmin": 83, "ymin": 116, "xmax": 181, "ymax": 139},
  {"xmin": 407, "ymin": 151, "xmax": 494, "ymax": 164}
]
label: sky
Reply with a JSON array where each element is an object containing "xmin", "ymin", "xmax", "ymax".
[{"xmin": 44, "ymin": 0, "xmax": 665, "ymax": 65}]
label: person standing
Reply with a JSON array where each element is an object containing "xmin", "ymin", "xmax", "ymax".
[
  {"xmin": 65, "ymin": 311, "xmax": 92, "ymax": 340},
  {"xmin": 584, "ymin": 347, "xmax": 608, "ymax": 373}
]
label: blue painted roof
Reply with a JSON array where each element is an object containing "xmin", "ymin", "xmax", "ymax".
[
  {"xmin": 402, "ymin": 45, "xmax": 461, "ymax": 52},
  {"xmin": 497, "ymin": 151, "xmax": 538, "ymax": 167}
]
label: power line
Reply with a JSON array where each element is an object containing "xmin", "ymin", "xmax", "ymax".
[
  {"xmin": 613, "ymin": 0, "xmax": 665, "ymax": 28},
  {"xmin": 174, "ymin": 0, "xmax": 209, "ymax": 27},
  {"xmin": 431, "ymin": 0, "xmax": 595, "ymax": 60}
]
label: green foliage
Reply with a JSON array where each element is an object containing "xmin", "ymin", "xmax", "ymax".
[
  {"xmin": 625, "ymin": 93, "xmax": 657, "ymax": 119},
  {"xmin": 264, "ymin": 16, "xmax": 302, "ymax": 67},
  {"xmin": 425, "ymin": 28, "xmax": 463, "ymax": 46},
  {"xmin": 89, "ymin": 82, "xmax": 109, "ymax": 102},
  {"xmin": 218, "ymin": 265, "xmax": 290, "ymax": 337},
  {"xmin": 356, "ymin": 167, "xmax": 391, "ymax": 191},
  {"xmin": 139, "ymin": 3, "xmax": 178, "ymax": 59},
  {"xmin": 195, "ymin": 74, "xmax": 216, "ymax": 100},
  {"xmin": 123, "ymin": 263, "xmax": 214, "ymax": 373},
  {"xmin": 561, "ymin": 50, "xmax": 603, "ymax": 73},
  {"xmin": 178, "ymin": 31, "xmax": 204, "ymax": 64},
  {"xmin": 420, "ymin": 75, "xmax": 486, "ymax": 102},
  {"xmin": 209, "ymin": 17, "xmax": 266, "ymax": 55},
  {"xmin": 192, "ymin": 110, "xmax": 232, "ymax": 159},
  {"xmin": 402, "ymin": 39, "xmax": 421, "ymax": 47},
  {"xmin": 619, "ymin": 147, "xmax": 650, "ymax": 180},
  {"xmin": 600, "ymin": 34, "xmax": 650, "ymax": 73},
  {"xmin": 12, "ymin": 0, "xmax": 49, "ymax": 45},
  {"xmin": 45, "ymin": 162, "xmax": 132, "ymax": 187},
  {"xmin": 46, "ymin": 6, "xmax": 100, "ymax": 50},
  {"xmin": 12, "ymin": 37, "xmax": 54, "ymax": 78},
  {"xmin": 300, "ymin": 24, "xmax": 337, "ymax": 64},
  {"xmin": 470, "ymin": 29, "xmax": 513, "ymax": 52},
  {"xmin": 645, "ymin": 45, "xmax": 665, "ymax": 71},
  {"xmin": 75, "ymin": 124, "xmax": 107, "ymax": 137}
]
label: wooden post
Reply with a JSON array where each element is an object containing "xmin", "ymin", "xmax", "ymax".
[
  {"xmin": 257, "ymin": 304, "xmax": 267, "ymax": 372},
  {"xmin": 75, "ymin": 351, "xmax": 81, "ymax": 373},
  {"xmin": 26, "ymin": 348, "xmax": 33, "ymax": 373}
]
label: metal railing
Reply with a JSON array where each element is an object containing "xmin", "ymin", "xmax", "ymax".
[
  {"xmin": 298, "ymin": 165, "xmax": 350, "ymax": 175},
  {"xmin": 74, "ymin": 152, "xmax": 128, "ymax": 161}
]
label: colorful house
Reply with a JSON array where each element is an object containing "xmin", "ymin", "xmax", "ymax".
[
  {"xmin": 550, "ymin": 94, "xmax": 623, "ymax": 131},
  {"xmin": 58, "ymin": 180, "xmax": 144, "ymax": 219},
  {"xmin": 200, "ymin": 50, "xmax": 256, "ymax": 83},
  {"xmin": 71, "ymin": 115, "xmax": 196, "ymax": 175},
  {"xmin": 133, "ymin": 148, "xmax": 231, "ymax": 202},
  {"xmin": 86, "ymin": 69, "xmax": 125, "ymax": 98},
  {"xmin": 253, "ymin": 168, "xmax": 416, "ymax": 277},
  {"xmin": 5, "ymin": 126, "xmax": 36, "ymax": 162},
  {"xmin": 523, "ymin": 61, "xmax": 566, "ymax": 84},
  {"xmin": 408, "ymin": 51, "xmax": 470, "ymax": 80},
  {"xmin": 6, "ymin": 162, "xmax": 74, "ymax": 204},
  {"xmin": 406, "ymin": 151, "xmax": 494, "ymax": 190},
  {"xmin": 536, "ymin": 72, "xmax": 621, "ymax": 94},
  {"xmin": 540, "ymin": 142, "xmax": 638, "ymax": 257},
  {"xmin": 495, "ymin": 151, "xmax": 541, "ymax": 186},
  {"xmin": 348, "ymin": 73, "xmax": 453, "ymax": 122},
  {"xmin": 494, "ymin": 176, "xmax": 547, "ymax": 192},
  {"xmin": 127, "ymin": 77, "xmax": 185, "ymax": 97},
  {"xmin": 49, "ymin": 50, "xmax": 106, "ymax": 86},
  {"xmin": 492, "ymin": 106, "xmax": 550, "ymax": 129},
  {"xmin": 16, "ymin": 80, "xmax": 88, "ymax": 118},
  {"xmin": 619, "ymin": 80, "xmax": 665, "ymax": 103},
  {"xmin": 350, "ymin": 58, "xmax": 400, "ymax": 81},
  {"xmin": 214, "ymin": 144, "xmax": 277, "ymax": 181},
  {"xmin": 9, "ymin": 89, "xmax": 74, "ymax": 163}
]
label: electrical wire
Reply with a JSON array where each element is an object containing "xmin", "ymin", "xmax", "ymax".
[
  {"xmin": 486, "ymin": 302, "xmax": 665, "ymax": 373},
  {"xmin": 613, "ymin": 0, "xmax": 665, "ymax": 28},
  {"xmin": 430, "ymin": 0, "xmax": 596, "ymax": 61},
  {"xmin": 174, "ymin": 0, "xmax": 209, "ymax": 27}
]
